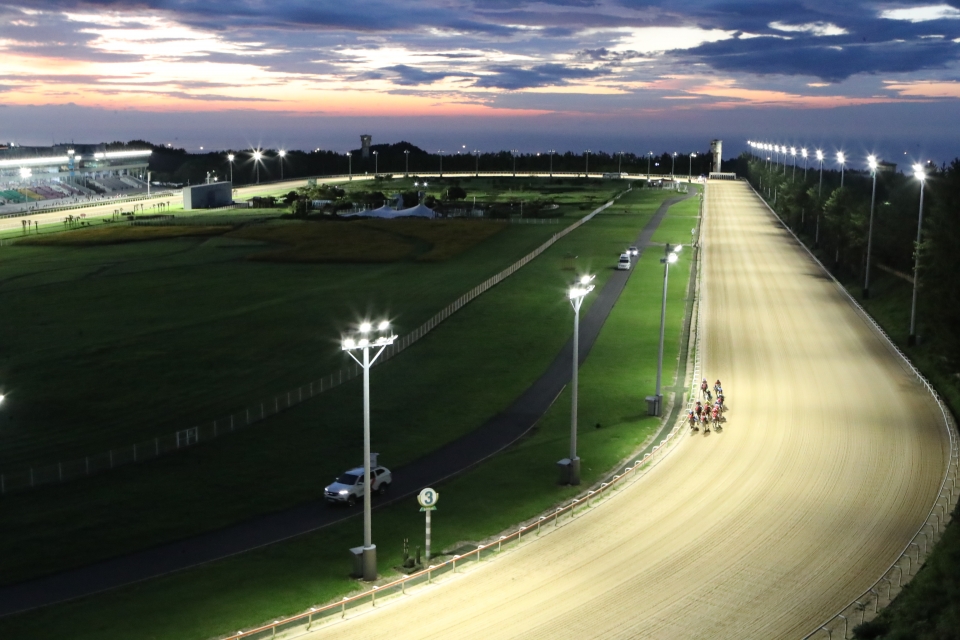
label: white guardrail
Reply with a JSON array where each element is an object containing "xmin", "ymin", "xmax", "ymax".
[
  {"xmin": 746, "ymin": 180, "xmax": 959, "ymax": 640},
  {"xmin": 212, "ymin": 190, "xmax": 706, "ymax": 640},
  {"xmin": 0, "ymin": 191, "xmax": 629, "ymax": 493}
]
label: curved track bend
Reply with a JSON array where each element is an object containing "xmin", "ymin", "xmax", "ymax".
[{"xmin": 301, "ymin": 180, "xmax": 948, "ymax": 639}]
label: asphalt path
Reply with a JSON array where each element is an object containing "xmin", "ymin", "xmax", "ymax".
[
  {"xmin": 0, "ymin": 191, "xmax": 693, "ymax": 616},
  {"xmin": 297, "ymin": 180, "xmax": 950, "ymax": 639}
]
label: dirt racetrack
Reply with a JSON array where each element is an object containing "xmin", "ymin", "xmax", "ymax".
[{"xmin": 302, "ymin": 180, "xmax": 950, "ymax": 639}]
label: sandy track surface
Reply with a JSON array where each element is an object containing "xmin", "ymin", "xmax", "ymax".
[{"xmin": 293, "ymin": 180, "xmax": 948, "ymax": 639}]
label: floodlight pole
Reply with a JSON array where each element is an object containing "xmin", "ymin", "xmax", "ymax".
[
  {"xmin": 347, "ymin": 152, "xmax": 352, "ymax": 181},
  {"xmin": 566, "ymin": 278, "xmax": 594, "ymax": 485},
  {"xmin": 373, "ymin": 151, "xmax": 378, "ymax": 176},
  {"xmin": 585, "ymin": 150, "xmax": 590, "ymax": 177},
  {"xmin": 474, "ymin": 150, "xmax": 480, "ymax": 177},
  {"xmin": 864, "ymin": 160, "xmax": 878, "ymax": 298},
  {"xmin": 647, "ymin": 152, "xmax": 652, "ymax": 179},
  {"xmin": 654, "ymin": 245, "xmax": 679, "ymax": 416},
  {"xmin": 404, "ymin": 150, "xmax": 409, "ymax": 177},
  {"xmin": 909, "ymin": 173, "xmax": 926, "ymax": 346},
  {"xmin": 343, "ymin": 327, "xmax": 397, "ymax": 581},
  {"xmin": 438, "ymin": 150, "xmax": 443, "ymax": 177}
]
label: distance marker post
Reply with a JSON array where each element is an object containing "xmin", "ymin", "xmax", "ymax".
[{"xmin": 418, "ymin": 488, "xmax": 439, "ymax": 561}]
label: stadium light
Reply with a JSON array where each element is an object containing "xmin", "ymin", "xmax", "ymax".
[
  {"xmin": 278, "ymin": 149, "xmax": 286, "ymax": 181},
  {"xmin": 346, "ymin": 151, "xmax": 352, "ymax": 180},
  {"xmin": 864, "ymin": 155, "xmax": 879, "ymax": 298},
  {"xmin": 563, "ymin": 274, "xmax": 595, "ymax": 485},
  {"xmin": 908, "ymin": 163, "xmax": 927, "ymax": 346},
  {"xmin": 19, "ymin": 167, "xmax": 32, "ymax": 179},
  {"xmin": 404, "ymin": 149, "xmax": 410, "ymax": 176},
  {"xmin": 227, "ymin": 154, "xmax": 235, "ymax": 183},
  {"xmin": 790, "ymin": 147, "xmax": 797, "ymax": 181},
  {"xmin": 585, "ymin": 149, "xmax": 592, "ymax": 177},
  {"xmin": 341, "ymin": 319, "xmax": 397, "ymax": 580},
  {"xmin": 252, "ymin": 150, "xmax": 263, "ymax": 184},
  {"xmin": 548, "ymin": 149, "xmax": 556, "ymax": 177},
  {"xmin": 801, "ymin": 148, "xmax": 808, "ymax": 179},
  {"xmin": 373, "ymin": 150, "xmax": 378, "ymax": 175},
  {"xmin": 837, "ymin": 151, "xmax": 846, "ymax": 187},
  {"xmin": 653, "ymin": 244, "xmax": 682, "ymax": 416},
  {"xmin": 0, "ymin": 156, "xmax": 69, "ymax": 168}
]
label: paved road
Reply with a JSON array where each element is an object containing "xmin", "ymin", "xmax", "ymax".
[
  {"xmin": 298, "ymin": 180, "xmax": 949, "ymax": 639},
  {"xmin": 0, "ymin": 192, "xmax": 692, "ymax": 616}
]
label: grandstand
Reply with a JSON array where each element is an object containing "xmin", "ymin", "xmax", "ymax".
[{"xmin": 0, "ymin": 143, "xmax": 151, "ymax": 210}]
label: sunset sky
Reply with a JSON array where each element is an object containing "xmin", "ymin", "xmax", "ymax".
[{"xmin": 2, "ymin": 1, "xmax": 960, "ymax": 162}]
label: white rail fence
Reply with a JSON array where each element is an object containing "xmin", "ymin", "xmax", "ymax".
[
  {"xmin": 211, "ymin": 192, "xmax": 704, "ymax": 640},
  {"xmin": 0, "ymin": 194, "xmax": 626, "ymax": 494},
  {"xmin": 748, "ymin": 180, "xmax": 959, "ymax": 640}
]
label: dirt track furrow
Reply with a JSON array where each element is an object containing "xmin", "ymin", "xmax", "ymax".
[{"xmin": 301, "ymin": 180, "xmax": 948, "ymax": 639}]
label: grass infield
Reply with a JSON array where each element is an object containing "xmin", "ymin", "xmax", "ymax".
[{"xmin": 0, "ymin": 187, "xmax": 697, "ymax": 640}]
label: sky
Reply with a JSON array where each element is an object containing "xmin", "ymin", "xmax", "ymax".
[{"xmin": 1, "ymin": 1, "xmax": 960, "ymax": 164}]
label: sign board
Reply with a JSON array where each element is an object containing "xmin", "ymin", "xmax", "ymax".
[{"xmin": 417, "ymin": 487, "xmax": 438, "ymax": 509}]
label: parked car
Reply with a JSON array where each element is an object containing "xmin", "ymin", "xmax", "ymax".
[
  {"xmin": 617, "ymin": 253, "xmax": 632, "ymax": 270},
  {"xmin": 324, "ymin": 465, "xmax": 392, "ymax": 506},
  {"xmin": 627, "ymin": 246, "xmax": 639, "ymax": 256}
]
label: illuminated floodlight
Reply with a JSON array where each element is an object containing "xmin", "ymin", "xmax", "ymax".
[
  {"xmin": 358, "ymin": 338, "xmax": 370, "ymax": 348},
  {"xmin": 790, "ymin": 147, "xmax": 796, "ymax": 156},
  {"xmin": 377, "ymin": 320, "xmax": 390, "ymax": 331},
  {"xmin": 67, "ymin": 149, "xmax": 75, "ymax": 155},
  {"xmin": 93, "ymin": 150, "xmax": 152, "ymax": 160},
  {"xmin": 667, "ymin": 252, "xmax": 679, "ymax": 264},
  {"xmin": 252, "ymin": 150, "xmax": 262, "ymax": 161},
  {"xmin": 359, "ymin": 321, "xmax": 372, "ymax": 333},
  {"xmin": 913, "ymin": 163, "xmax": 926, "ymax": 180},
  {"xmin": 579, "ymin": 274, "xmax": 595, "ymax": 285},
  {"xmin": 816, "ymin": 149, "xmax": 824, "ymax": 161},
  {"xmin": 0, "ymin": 156, "xmax": 69, "ymax": 168},
  {"xmin": 836, "ymin": 151, "xmax": 845, "ymax": 164},
  {"xmin": 802, "ymin": 148, "xmax": 808, "ymax": 158},
  {"xmin": 227, "ymin": 154, "xmax": 235, "ymax": 161},
  {"xmin": 868, "ymin": 155, "xmax": 878, "ymax": 170},
  {"xmin": 343, "ymin": 338, "xmax": 357, "ymax": 349},
  {"xmin": 672, "ymin": 243, "xmax": 683, "ymax": 253},
  {"xmin": 19, "ymin": 167, "xmax": 32, "ymax": 178}
]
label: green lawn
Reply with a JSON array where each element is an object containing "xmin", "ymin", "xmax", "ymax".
[
  {"xmin": 0, "ymin": 184, "xmax": 679, "ymax": 586},
  {"xmin": 0, "ymin": 184, "xmax": 621, "ymax": 471},
  {"xmin": 0, "ymin": 186, "xmax": 696, "ymax": 640}
]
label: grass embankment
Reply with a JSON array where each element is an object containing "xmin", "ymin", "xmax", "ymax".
[
  {"xmin": 0, "ymin": 186, "xmax": 612, "ymax": 471},
  {"xmin": 0, "ymin": 185, "xmax": 666, "ymax": 586},
  {"xmin": 16, "ymin": 225, "xmax": 231, "ymax": 245},
  {"xmin": 0, "ymin": 187, "xmax": 696, "ymax": 640}
]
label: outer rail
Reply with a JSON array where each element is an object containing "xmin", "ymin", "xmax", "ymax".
[{"xmin": 743, "ymin": 180, "xmax": 959, "ymax": 640}]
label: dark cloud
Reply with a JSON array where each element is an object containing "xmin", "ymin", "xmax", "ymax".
[
  {"xmin": 383, "ymin": 64, "xmax": 475, "ymax": 85},
  {"xmin": 473, "ymin": 63, "xmax": 606, "ymax": 89}
]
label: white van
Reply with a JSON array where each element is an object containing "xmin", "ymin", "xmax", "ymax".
[{"xmin": 617, "ymin": 253, "xmax": 631, "ymax": 270}]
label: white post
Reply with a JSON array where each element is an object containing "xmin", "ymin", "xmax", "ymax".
[{"xmin": 425, "ymin": 508, "xmax": 432, "ymax": 561}]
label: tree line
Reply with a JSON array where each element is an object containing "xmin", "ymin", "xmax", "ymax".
[{"xmin": 742, "ymin": 152, "xmax": 960, "ymax": 366}]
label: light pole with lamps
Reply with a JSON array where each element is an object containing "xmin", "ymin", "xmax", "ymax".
[
  {"xmin": 837, "ymin": 151, "xmax": 846, "ymax": 188},
  {"xmin": 563, "ymin": 275, "xmax": 594, "ymax": 485},
  {"xmin": 618, "ymin": 151, "xmax": 624, "ymax": 175},
  {"xmin": 278, "ymin": 149, "xmax": 286, "ymax": 181},
  {"xmin": 341, "ymin": 320, "xmax": 397, "ymax": 581},
  {"xmin": 227, "ymin": 154, "xmax": 234, "ymax": 184},
  {"xmin": 671, "ymin": 152, "xmax": 677, "ymax": 179},
  {"xmin": 815, "ymin": 149, "xmax": 824, "ymax": 248},
  {"xmin": 688, "ymin": 152, "xmax": 696, "ymax": 180},
  {"xmin": 373, "ymin": 150, "xmax": 378, "ymax": 176},
  {"xmin": 652, "ymin": 244, "xmax": 682, "ymax": 416},
  {"xmin": 908, "ymin": 163, "xmax": 927, "ymax": 346},
  {"xmin": 512, "ymin": 149, "xmax": 518, "ymax": 177},
  {"xmin": 790, "ymin": 147, "xmax": 796, "ymax": 181},
  {"xmin": 801, "ymin": 148, "xmax": 808, "ymax": 180},
  {"xmin": 647, "ymin": 151, "xmax": 653, "ymax": 178},
  {"xmin": 252, "ymin": 150, "xmax": 262, "ymax": 184},
  {"xmin": 404, "ymin": 150, "xmax": 409, "ymax": 176},
  {"xmin": 864, "ymin": 155, "xmax": 879, "ymax": 298},
  {"xmin": 584, "ymin": 149, "xmax": 591, "ymax": 177},
  {"xmin": 549, "ymin": 149, "xmax": 555, "ymax": 177},
  {"xmin": 473, "ymin": 149, "xmax": 480, "ymax": 177},
  {"xmin": 346, "ymin": 151, "xmax": 352, "ymax": 180}
]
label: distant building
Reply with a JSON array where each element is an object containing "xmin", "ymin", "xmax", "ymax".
[
  {"xmin": 710, "ymin": 140, "xmax": 723, "ymax": 173},
  {"xmin": 182, "ymin": 182, "xmax": 232, "ymax": 210},
  {"xmin": 878, "ymin": 161, "xmax": 897, "ymax": 174},
  {"xmin": 361, "ymin": 135, "xmax": 372, "ymax": 159}
]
